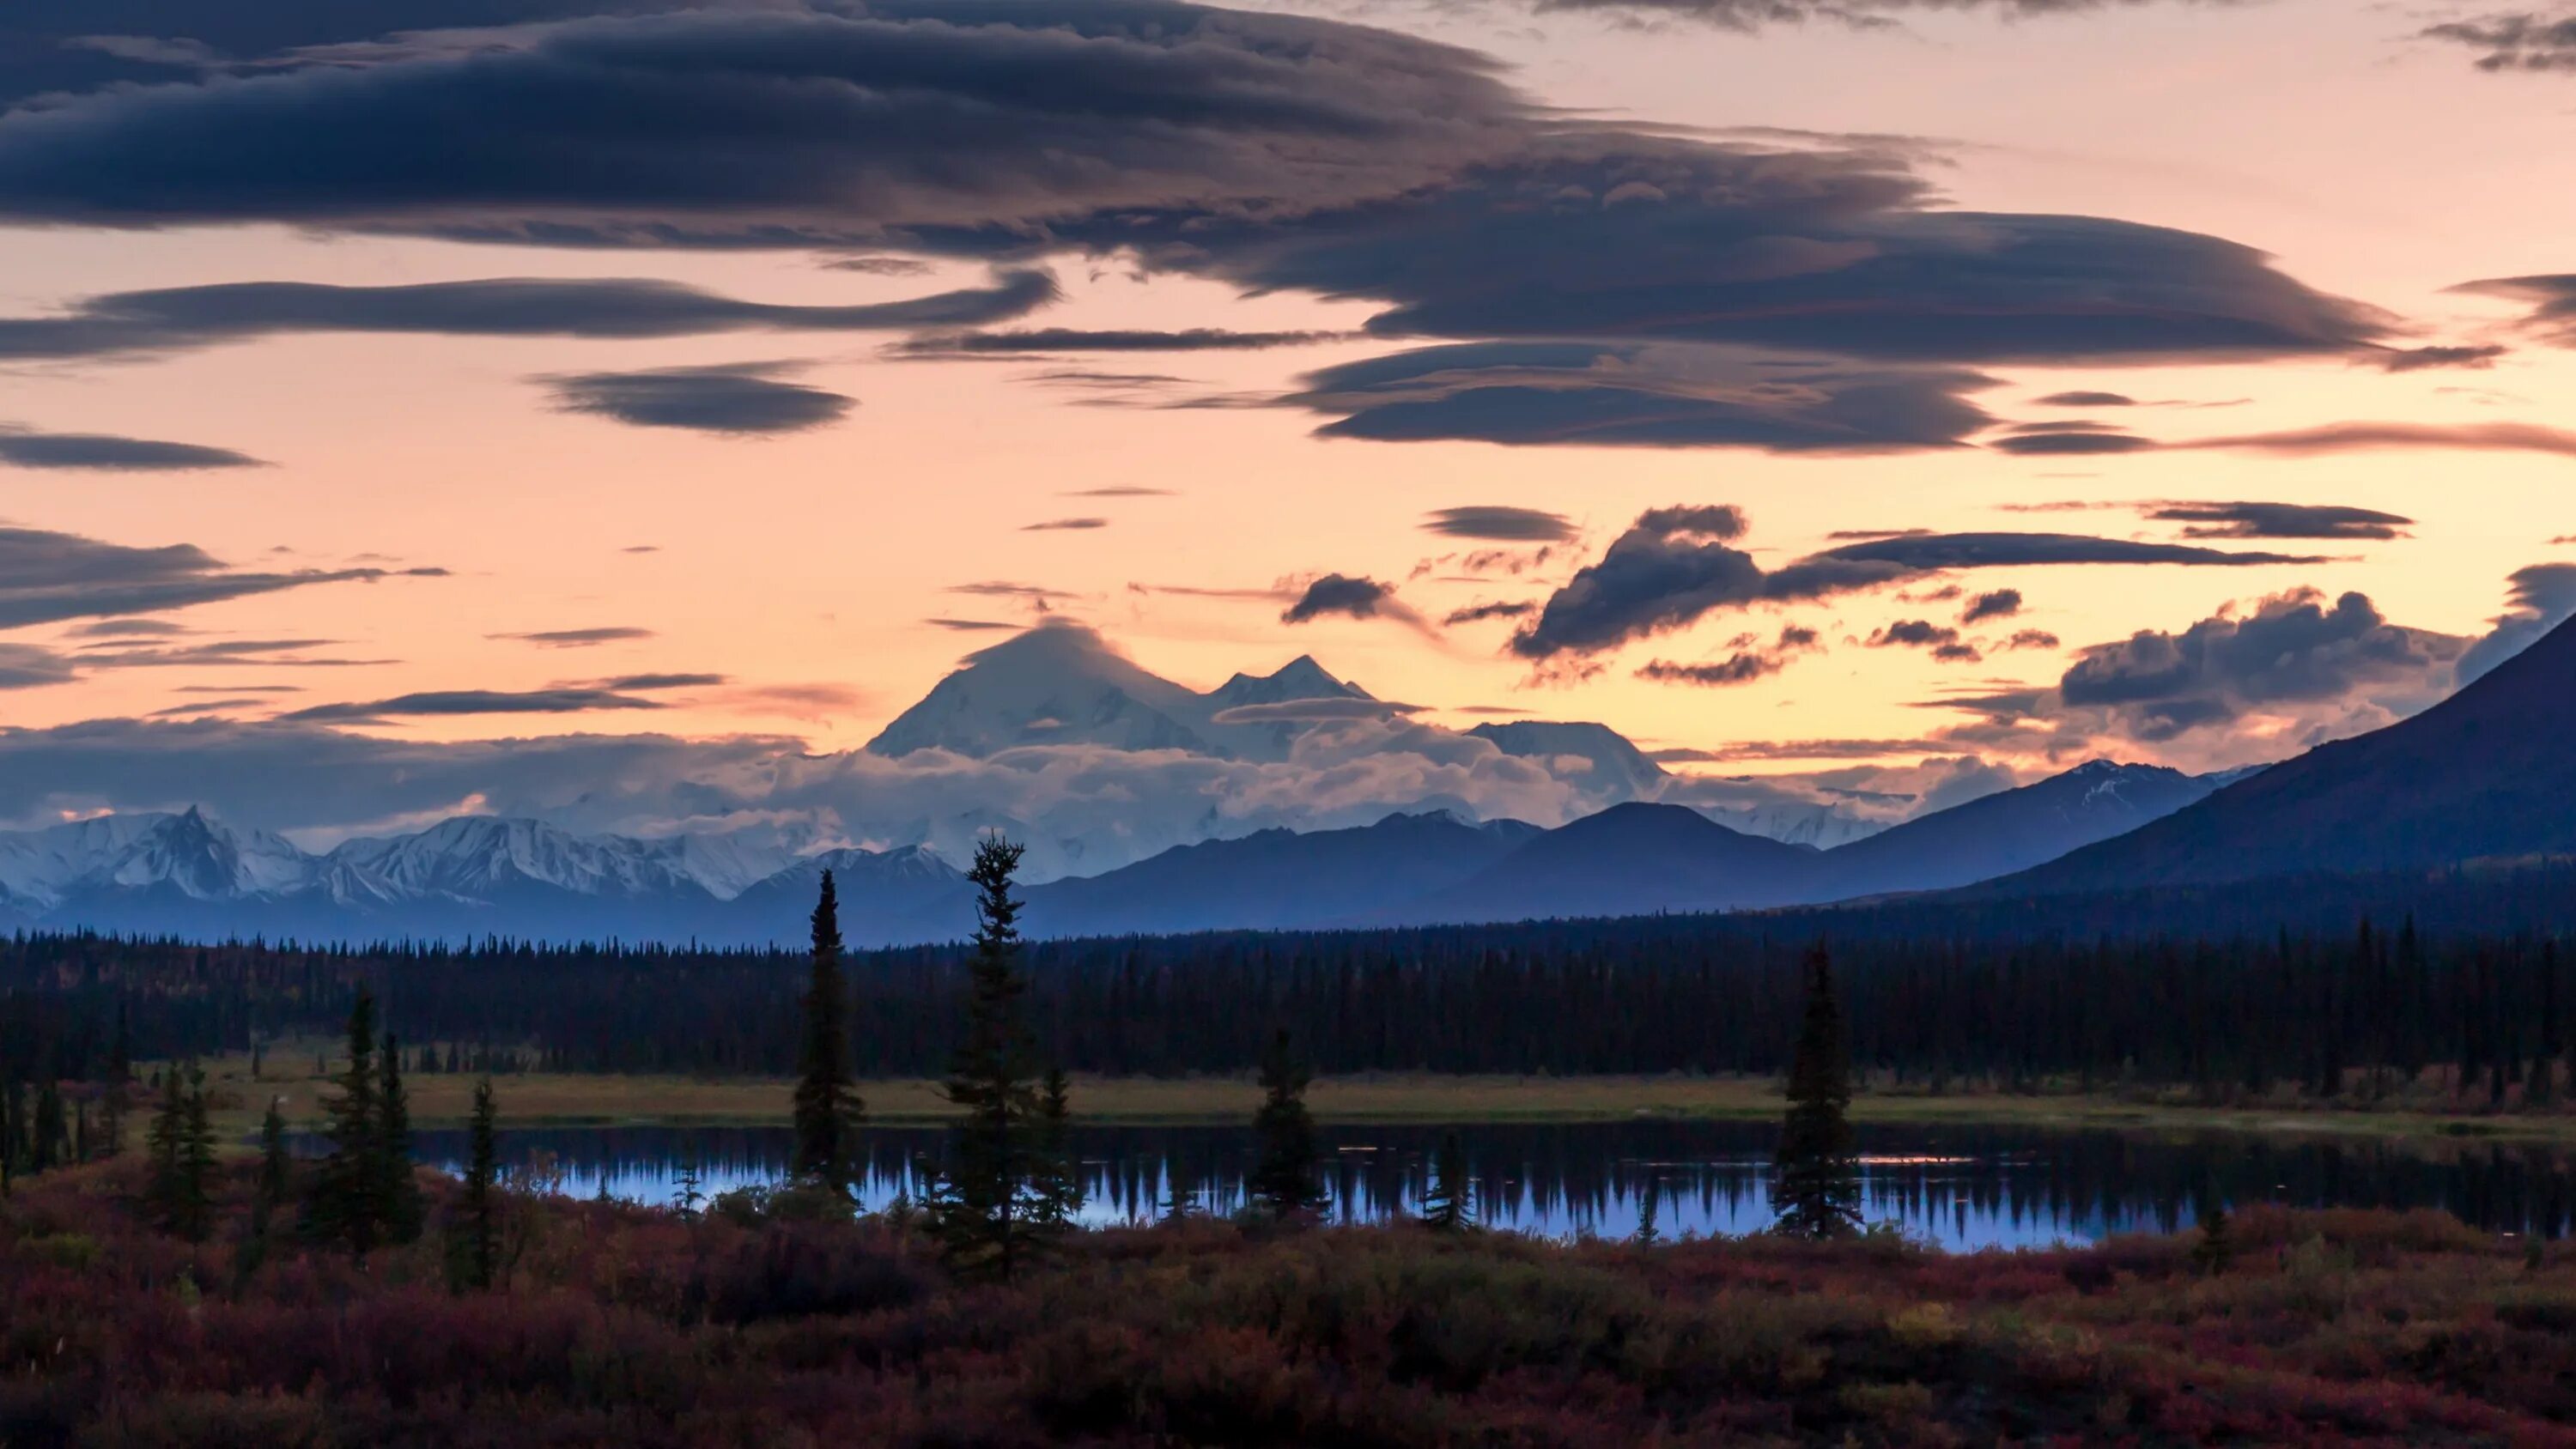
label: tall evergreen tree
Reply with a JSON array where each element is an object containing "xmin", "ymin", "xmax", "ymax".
[
  {"xmin": 1772, "ymin": 946, "xmax": 1862, "ymax": 1240},
  {"xmin": 176, "ymin": 1066, "xmax": 217, "ymax": 1243},
  {"xmin": 304, "ymin": 988, "xmax": 384, "ymax": 1255},
  {"xmin": 1422, "ymin": 1131, "xmax": 1472, "ymax": 1233},
  {"xmin": 379, "ymin": 1034, "xmax": 424, "ymax": 1244},
  {"xmin": 143, "ymin": 1070, "xmax": 186, "ymax": 1229},
  {"xmin": 252, "ymin": 1097, "xmax": 291, "ymax": 1237},
  {"xmin": 791, "ymin": 870, "xmax": 865, "ymax": 1196},
  {"xmin": 448, "ymin": 1078, "xmax": 503, "ymax": 1291},
  {"xmin": 31, "ymin": 1079, "xmax": 64, "ymax": 1173},
  {"xmin": 1030, "ymin": 1066, "xmax": 1081, "ymax": 1229},
  {"xmin": 923, "ymin": 837, "xmax": 1056, "ymax": 1279},
  {"xmin": 100, "ymin": 1002, "xmax": 131, "ymax": 1158},
  {"xmin": 1248, "ymin": 1028, "xmax": 1326, "ymax": 1222}
]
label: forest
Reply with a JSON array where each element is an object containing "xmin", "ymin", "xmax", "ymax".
[{"xmin": 6, "ymin": 863, "xmax": 2576, "ymax": 1101}]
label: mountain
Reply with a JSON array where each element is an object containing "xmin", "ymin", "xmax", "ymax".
[
  {"xmin": 1394, "ymin": 802, "xmax": 1824, "ymax": 925},
  {"xmin": 1467, "ymin": 721, "xmax": 1665, "ymax": 799},
  {"xmin": 724, "ymin": 845, "xmax": 976, "ymax": 946},
  {"xmin": 1994, "ymin": 613, "xmax": 2576, "ymax": 894},
  {"xmin": 866, "ymin": 622, "xmax": 1373, "ymax": 763},
  {"xmin": 1023, "ymin": 810, "xmax": 1542, "ymax": 937},
  {"xmin": 0, "ymin": 808, "xmax": 307, "ymax": 916},
  {"xmin": 1810, "ymin": 761, "xmax": 2221, "ymax": 900}
]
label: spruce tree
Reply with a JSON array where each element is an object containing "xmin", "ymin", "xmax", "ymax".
[
  {"xmin": 176, "ymin": 1066, "xmax": 217, "ymax": 1243},
  {"xmin": 791, "ymin": 870, "xmax": 865, "ymax": 1196},
  {"xmin": 1248, "ymin": 1028, "xmax": 1326, "ymax": 1222},
  {"xmin": 1772, "ymin": 945, "xmax": 1862, "ymax": 1240},
  {"xmin": 31, "ymin": 1080, "xmax": 64, "ymax": 1173},
  {"xmin": 305, "ymin": 988, "xmax": 384, "ymax": 1255},
  {"xmin": 1030, "ymin": 1066, "xmax": 1081, "ymax": 1229},
  {"xmin": 923, "ymin": 837, "xmax": 1055, "ymax": 1279},
  {"xmin": 379, "ymin": 1033, "xmax": 423, "ymax": 1244},
  {"xmin": 252, "ymin": 1097, "xmax": 291, "ymax": 1237},
  {"xmin": 101, "ymin": 1004, "xmax": 131, "ymax": 1158},
  {"xmin": 1422, "ymin": 1131, "xmax": 1472, "ymax": 1233},
  {"xmin": 144, "ymin": 1070, "xmax": 187, "ymax": 1230},
  {"xmin": 449, "ymin": 1078, "xmax": 502, "ymax": 1291}
]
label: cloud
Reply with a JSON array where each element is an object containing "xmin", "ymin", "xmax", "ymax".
[
  {"xmin": 824, "ymin": 256, "xmax": 934, "ymax": 276},
  {"xmin": 1280, "ymin": 573, "xmax": 1424, "ymax": 629},
  {"xmin": 0, "ymin": 525, "xmax": 442, "ymax": 629},
  {"xmin": 1868, "ymin": 619, "xmax": 1976, "ymax": 663},
  {"xmin": 898, "ymin": 327, "xmax": 1344, "ymax": 356},
  {"xmin": 598, "ymin": 672, "xmax": 727, "ymax": 690},
  {"xmin": 1064, "ymin": 486, "xmax": 1175, "ymax": 498},
  {"xmin": 2005, "ymin": 628, "xmax": 2061, "ymax": 649},
  {"xmin": 0, "ymin": 644, "xmax": 76, "ymax": 690},
  {"xmin": 0, "ymin": 3, "xmax": 2386, "ymax": 381},
  {"xmin": 488, "ymin": 627, "xmax": 656, "ymax": 647},
  {"xmin": 925, "ymin": 617, "xmax": 1018, "ymax": 631},
  {"xmin": 1959, "ymin": 588, "xmax": 2021, "ymax": 623},
  {"xmin": 2373, "ymin": 343, "xmax": 2507, "ymax": 372},
  {"xmin": 2420, "ymin": 12, "xmax": 2576, "ymax": 73},
  {"xmin": 1208, "ymin": 697, "xmax": 1422, "ymax": 723},
  {"xmin": 0, "ymin": 270, "xmax": 1057, "ymax": 364},
  {"xmin": 1021, "ymin": 518, "xmax": 1110, "ymax": 531},
  {"xmin": 2144, "ymin": 500, "xmax": 2414, "ymax": 540},
  {"xmin": 1510, "ymin": 510, "xmax": 2312, "ymax": 661},
  {"xmin": 65, "ymin": 618, "xmax": 188, "ymax": 638},
  {"xmin": 1421, "ymin": 506, "xmax": 1576, "ymax": 542},
  {"xmin": 1990, "ymin": 427, "xmax": 2159, "ymax": 455},
  {"xmin": 1293, "ymin": 343, "xmax": 1996, "ymax": 452},
  {"xmin": 1635, "ymin": 624, "xmax": 1820, "ymax": 686},
  {"xmin": 2457, "ymin": 562, "xmax": 2576, "ymax": 684},
  {"xmin": 2176, "ymin": 421, "xmax": 2576, "ymax": 457},
  {"xmin": 538, "ymin": 361, "xmax": 854, "ymax": 435},
  {"xmin": 0, "ymin": 427, "xmax": 265, "ymax": 470},
  {"xmin": 2032, "ymin": 390, "xmax": 2136, "ymax": 407},
  {"xmin": 286, "ymin": 688, "xmax": 666, "ymax": 723},
  {"xmin": 1443, "ymin": 599, "xmax": 1539, "ymax": 626}
]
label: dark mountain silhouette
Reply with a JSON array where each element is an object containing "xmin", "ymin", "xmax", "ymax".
[
  {"xmin": 1994, "ymin": 612, "xmax": 2576, "ymax": 894},
  {"xmin": 1811, "ymin": 760, "xmax": 2222, "ymax": 900},
  {"xmin": 722, "ymin": 845, "xmax": 975, "ymax": 946},
  {"xmin": 1021, "ymin": 810, "xmax": 1540, "ymax": 937},
  {"xmin": 1389, "ymin": 802, "xmax": 1822, "ymax": 925}
]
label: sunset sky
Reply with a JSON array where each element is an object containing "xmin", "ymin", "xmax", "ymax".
[{"xmin": 3, "ymin": 0, "xmax": 2573, "ymax": 870}]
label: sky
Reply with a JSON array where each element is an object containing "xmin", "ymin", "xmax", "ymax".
[{"xmin": 2, "ymin": 0, "xmax": 2574, "ymax": 870}]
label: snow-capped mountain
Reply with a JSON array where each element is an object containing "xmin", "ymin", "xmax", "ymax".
[
  {"xmin": 865, "ymin": 621, "xmax": 1376, "ymax": 763},
  {"xmin": 0, "ymin": 808, "xmax": 309, "ymax": 912}
]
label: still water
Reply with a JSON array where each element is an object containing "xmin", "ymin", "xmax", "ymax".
[{"xmin": 406, "ymin": 1119, "xmax": 2576, "ymax": 1250}]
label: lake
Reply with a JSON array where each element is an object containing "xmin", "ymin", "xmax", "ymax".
[{"xmin": 404, "ymin": 1118, "xmax": 2576, "ymax": 1249}]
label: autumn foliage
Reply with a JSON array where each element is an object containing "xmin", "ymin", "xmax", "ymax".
[{"xmin": 7, "ymin": 1154, "xmax": 2576, "ymax": 1446}]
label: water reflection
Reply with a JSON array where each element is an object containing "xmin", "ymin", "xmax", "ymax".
[{"xmin": 397, "ymin": 1120, "xmax": 2576, "ymax": 1250}]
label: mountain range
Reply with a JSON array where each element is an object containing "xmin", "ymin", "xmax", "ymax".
[{"xmin": 8, "ymin": 611, "xmax": 2565, "ymax": 945}]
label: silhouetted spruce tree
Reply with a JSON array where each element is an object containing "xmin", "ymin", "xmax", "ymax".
[
  {"xmin": 143, "ymin": 1070, "xmax": 186, "ymax": 1230},
  {"xmin": 1030, "ymin": 1066, "xmax": 1081, "ymax": 1229},
  {"xmin": 1772, "ymin": 946, "xmax": 1862, "ymax": 1240},
  {"xmin": 305, "ymin": 988, "xmax": 385, "ymax": 1255},
  {"xmin": 923, "ymin": 837, "xmax": 1055, "ymax": 1279},
  {"xmin": 448, "ymin": 1078, "xmax": 502, "ymax": 1291},
  {"xmin": 31, "ymin": 1079, "xmax": 64, "ymax": 1172},
  {"xmin": 1248, "ymin": 1028, "xmax": 1325, "ymax": 1222},
  {"xmin": 101, "ymin": 1003, "xmax": 130, "ymax": 1157},
  {"xmin": 252, "ymin": 1097, "xmax": 290, "ymax": 1237},
  {"xmin": 177, "ymin": 1066, "xmax": 217, "ymax": 1243},
  {"xmin": 1635, "ymin": 1176, "xmax": 1662, "ymax": 1246},
  {"xmin": 791, "ymin": 870, "xmax": 865, "ymax": 1196},
  {"xmin": 379, "ymin": 1033, "xmax": 423, "ymax": 1244},
  {"xmin": 1422, "ymin": 1132, "xmax": 1472, "ymax": 1233}
]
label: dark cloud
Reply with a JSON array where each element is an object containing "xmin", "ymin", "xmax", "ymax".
[
  {"xmin": 2174, "ymin": 421, "xmax": 2576, "ymax": 457},
  {"xmin": 487, "ymin": 627, "xmax": 655, "ymax": 647},
  {"xmin": 0, "ymin": 270, "xmax": 1056, "ymax": 364},
  {"xmin": 898, "ymin": 327, "xmax": 1344, "ymax": 356},
  {"xmin": 77, "ymin": 638, "xmax": 397, "ymax": 670},
  {"xmin": 2144, "ymin": 500, "xmax": 2414, "ymax": 540},
  {"xmin": 2006, "ymin": 628, "xmax": 2062, "ymax": 650},
  {"xmin": 2373, "ymin": 343, "xmax": 2507, "ymax": 372},
  {"xmin": 598, "ymin": 672, "xmax": 726, "ymax": 690},
  {"xmin": 64, "ymin": 618, "xmax": 188, "ymax": 638},
  {"xmin": 1443, "ymin": 599, "xmax": 1539, "ymax": 626},
  {"xmin": 0, "ymin": 3, "xmax": 2385, "ymax": 379},
  {"xmin": 285, "ymin": 688, "xmax": 665, "ymax": 723},
  {"xmin": 2457, "ymin": 562, "xmax": 2576, "ymax": 684},
  {"xmin": 1959, "ymin": 588, "xmax": 2022, "ymax": 623},
  {"xmin": 1990, "ymin": 427, "xmax": 2159, "ymax": 455},
  {"xmin": 823, "ymin": 256, "xmax": 934, "ymax": 276},
  {"xmin": 1812, "ymin": 531, "xmax": 2326, "ymax": 570},
  {"xmin": 2050, "ymin": 588, "xmax": 2465, "ymax": 742},
  {"xmin": 0, "ymin": 525, "xmax": 442, "ymax": 628},
  {"xmin": 0, "ymin": 427, "xmax": 265, "ymax": 470},
  {"xmin": 924, "ymin": 617, "xmax": 1018, "ymax": 631},
  {"xmin": 1635, "ymin": 624, "xmax": 1820, "ymax": 687},
  {"xmin": 539, "ymin": 361, "xmax": 854, "ymax": 434},
  {"xmin": 1293, "ymin": 344, "xmax": 1996, "ymax": 452},
  {"xmin": 0, "ymin": 644, "xmax": 76, "ymax": 690},
  {"xmin": 1870, "ymin": 619, "xmax": 1963, "ymax": 650},
  {"xmin": 1510, "ymin": 510, "xmax": 2313, "ymax": 661},
  {"xmin": 1021, "ymin": 518, "xmax": 1110, "ymax": 531},
  {"xmin": 2420, "ymin": 12, "xmax": 2576, "ymax": 72},
  {"xmin": 2032, "ymin": 391, "xmax": 2136, "ymax": 407},
  {"xmin": 1280, "ymin": 573, "xmax": 1419, "ymax": 627},
  {"xmin": 1422, "ymin": 506, "xmax": 1576, "ymax": 542}
]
